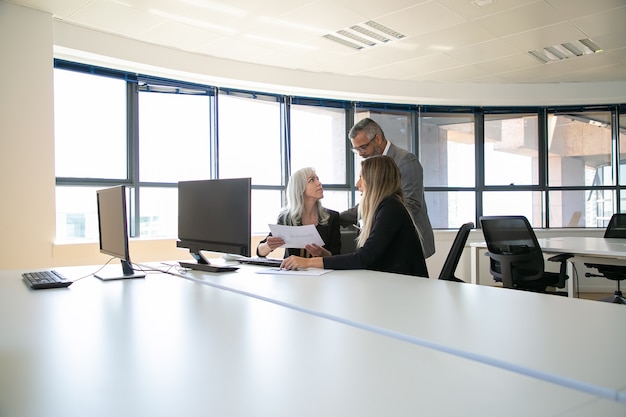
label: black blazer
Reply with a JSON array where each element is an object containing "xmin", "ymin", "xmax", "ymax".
[
  {"xmin": 257, "ymin": 209, "xmax": 342, "ymax": 257},
  {"xmin": 323, "ymin": 196, "xmax": 428, "ymax": 277}
]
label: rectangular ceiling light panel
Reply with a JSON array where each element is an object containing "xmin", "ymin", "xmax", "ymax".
[
  {"xmin": 323, "ymin": 20, "xmax": 405, "ymax": 50},
  {"xmin": 528, "ymin": 38, "xmax": 603, "ymax": 64}
]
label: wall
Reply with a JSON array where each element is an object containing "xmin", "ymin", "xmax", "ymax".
[
  {"xmin": 0, "ymin": 3, "xmax": 619, "ymax": 292},
  {"xmin": 0, "ymin": 3, "xmax": 56, "ymax": 270}
]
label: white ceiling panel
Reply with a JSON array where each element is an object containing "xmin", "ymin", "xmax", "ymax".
[
  {"xmin": 572, "ymin": 6, "xmax": 626, "ymax": 38},
  {"xmin": 437, "ymin": 0, "xmax": 539, "ymax": 20},
  {"xmin": 475, "ymin": 1, "xmax": 565, "ymax": 38},
  {"xmin": 68, "ymin": 0, "xmax": 166, "ymax": 38},
  {"xmin": 7, "ymin": 0, "xmax": 626, "ymax": 84},
  {"xmin": 445, "ymin": 38, "xmax": 522, "ymax": 63},
  {"xmin": 375, "ymin": 1, "xmax": 467, "ymax": 38},
  {"xmin": 545, "ymin": 0, "xmax": 626, "ymax": 19},
  {"xmin": 473, "ymin": 53, "xmax": 541, "ymax": 76},
  {"xmin": 502, "ymin": 22, "xmax": 589, "ymax": 51}
]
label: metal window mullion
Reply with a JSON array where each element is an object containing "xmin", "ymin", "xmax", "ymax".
[
  {"xmin": 475, "ymin": 109, "xmax": 484, "ymax": 226},
  {"xmin": 611, "ymin": 106, "xmax": 620, "ymax": 212},
  {"xmin": 345, "ymin": 106, "xmax": 356, "ymax": 206},
  {"xmin": 281, "ymin": 96, "xmax": 291, "ymax": 206},
  {"xmin": 127, "ymin": 82, "xmax": 140, "ymax": 237},
  {"xmin": 539, "ymin": 108, "xmax": 549, "ymax": 228},
  {"xmin": 211, "ymin": 92, "xmax": 218, "ymax": 179}
]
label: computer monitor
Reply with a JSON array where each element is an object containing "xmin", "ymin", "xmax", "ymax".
[
  {"xmin": 94, "ymin": 185, "xmax": 145, "ymax": 281},
  {"xmin": 177, "ymin": 178, "xmax": 251, "ymax": 270}
]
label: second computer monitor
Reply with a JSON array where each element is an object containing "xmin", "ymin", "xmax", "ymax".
[{"xmin": 177, "ymin": 178, "xmax": 252, "ymax": 266}]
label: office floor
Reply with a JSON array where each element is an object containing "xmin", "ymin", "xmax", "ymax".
[{"xmin": 578, "ymin": 292, "xmax": 623, "ymax": 303}]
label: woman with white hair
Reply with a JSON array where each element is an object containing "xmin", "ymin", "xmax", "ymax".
[
  {"xmin": 280, "ymin": 156, "xmax": 428, "ymax": 277},
  {"xmin": 257, "ymin": 167, "xmax": 341, "ymax": 258}
]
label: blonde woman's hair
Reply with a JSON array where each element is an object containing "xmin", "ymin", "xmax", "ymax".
[
  {"xmin": 279, "ymin": 167, "xmax": 329, "ymax": 226},
  {"xmin": 357, "ymin": 156, "xmax": 405, "ymax": 247}
]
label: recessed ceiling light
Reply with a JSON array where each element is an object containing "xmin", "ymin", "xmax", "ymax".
[
  {"xmin": 350, "ymin": 26, "xmax": 390, "ymax": 43},
  {"xmin": 528, "ymin": 38, "xmax": 603, "ymax": 64},
  {"xmin": 364, "ymin": 21, "xmax": 405, "ymax": 39},
  {"xmin": 323, "ymin": 20, "xmax": 405, "ymax": 50},
  {"xmin": 337, "ymin": 30, "xmax": 376, "ymax": 47},
  {"xmin": 323, "ymin": 34, "xmax": 363, "ymax": 50}
]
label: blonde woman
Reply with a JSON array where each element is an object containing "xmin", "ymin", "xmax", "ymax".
[
  {"xmin": 257, "ymin": 167, "xmax": 341, "ymax": 258},
  {"xmin": 281, "ymin": 155, "xmax": 428, "ymax": 277}
]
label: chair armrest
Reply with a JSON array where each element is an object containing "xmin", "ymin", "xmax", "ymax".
[{"xmin": 547, "ymin": 253, "xmax": 573, "ymax": 288}]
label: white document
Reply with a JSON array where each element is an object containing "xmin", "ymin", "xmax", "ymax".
[{"xmin": 268, "ymin": 224, "xmax": 324, "ymax": 249}]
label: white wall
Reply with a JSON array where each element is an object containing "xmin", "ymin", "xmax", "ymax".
[
  {"xmin": 0, "ymin": 3, "xmax": 56, "ymax": 270},
  {"xmin": 0, "ymin": 3, "xmax": 620, "ymax": 292}
]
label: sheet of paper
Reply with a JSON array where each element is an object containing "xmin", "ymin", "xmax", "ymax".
[
  {"xmin": 255, "ymin": 267, "xmax": 332, "ymax": 276},
  {"xmin": 268, "ymin": 224, "xmax": 324, "ymax": 249}
]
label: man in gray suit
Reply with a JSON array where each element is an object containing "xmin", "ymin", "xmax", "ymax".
[{"xmin": 340, "ymin": 118, "xmax": 435, "ymax": 258}]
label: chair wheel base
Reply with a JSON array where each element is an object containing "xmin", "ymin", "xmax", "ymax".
[{"xmin": 599, "ymin": 291, "xmax": 626, "ymax": 304}]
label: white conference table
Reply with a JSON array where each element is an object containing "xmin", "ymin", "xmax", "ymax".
[
  {"xmin": 470, "ymin": 236, "xmax": 626, "ymax": 297},
  {"xmin": 164, "ymin": 261, "xmax": 626, "ymax": 405},
  {"xmin": 2, "ymin": 269, "xmax": 624, "ymax": 417}
]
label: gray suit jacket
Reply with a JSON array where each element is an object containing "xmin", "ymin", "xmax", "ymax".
[{"xmin": 340, "ymin": 142, "xmax": 435, "ymax": 258}]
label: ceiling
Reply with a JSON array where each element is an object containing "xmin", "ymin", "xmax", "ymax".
[{"xmin": 8, "ymin": 0, "xmax": 626, "ymax": 84}]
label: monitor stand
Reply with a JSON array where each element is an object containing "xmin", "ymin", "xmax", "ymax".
[
  {"xmin": 95, "ymin": 259, "xmax": 146, "ymax": 281},
  {"xmin": 178, "ymin": 251, "xmax": 239, "ymax": 273}
]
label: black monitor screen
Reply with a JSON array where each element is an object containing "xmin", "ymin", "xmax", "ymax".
[
  {"xmin": 95, "ymin": 185, "xmax": 145, "ymax": 280},
  {"xmin": 177, "ymin": 178, "xmax": 251, "ymax": 265}
]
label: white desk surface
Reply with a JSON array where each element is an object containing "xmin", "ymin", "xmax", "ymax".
[
  {"xmin": 3, "ymin": 269, "xmax": 624, "ymax": 417},
  {"xmin": 164, "ymin": 263, "xmax": 626, "ymax": 404}
]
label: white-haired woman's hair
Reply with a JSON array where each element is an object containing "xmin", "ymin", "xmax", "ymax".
[{"xmin": 278, "ymin": 167, "xmax": 329, "ymax": 226}]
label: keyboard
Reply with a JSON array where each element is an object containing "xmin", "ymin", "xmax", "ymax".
[
  {"xmin": 22, "ymin": 270, "xmax": 72, "ymax": 290},
  {"xmin": 178, "ymin": 261, "xmax": 239, "ymax": 273},
  {"xmin": 237, "ymin": 257, "xmax": 283, "ymax": 267}
]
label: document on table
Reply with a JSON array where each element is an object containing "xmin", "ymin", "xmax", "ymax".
[
  {"xmin": 268, "ymin": 224, "xmax": 324, "ymax": 249},
  {"xmin": 256, "ymin": 267, "xmax": 332, "ymax": 276}
]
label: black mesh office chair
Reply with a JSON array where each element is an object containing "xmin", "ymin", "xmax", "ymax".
[
  {"xmin": 584, "ymin": 213, "xmax": 626, "ymax": 304},
  {"xmin": 480, "ymin": 216, "xmax": 572, "ymax": 293},
  {"xmin": 439, "ymin": 222, "xmax": 474, "ymax": 282}
]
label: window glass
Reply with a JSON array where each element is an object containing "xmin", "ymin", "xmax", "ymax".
[
  {"xmin": 54, "ymin": 69, "xmax": 127, "ymax": 179},
  {"xmin": 290, "ymin": 105, "xmax": 346, "ymax": 184},
  {"xmin": 548, "ymin": 189, "xmax": 611, "ymax": 228},
  {"xmin": 218, "ymin": 93, "xmax": 281, "ymax": 185},
  {"xmin": 252, "ymin": 190, "xmax": 283, "ymax": 235},
  {"xmin": 548, "ymin": 111, "xmax": 612, "ymax": 187},
  {"xmin": 485, "ymin": 114, "xmax": 538, "ymax": 186},
  {"xmin": 426, "ymin": 191, "xmax": 475, "ymax": 229},
  {"xmin": 139, "ymin": 187, "xmax": 177, "ymax": 237},
  {"xmin": 482, "ymin": 191, "xmax": 544, "ymax": 227},
  {"xmin": 355, "ymin": 111, "xmax": 411, "ymax": 150},
  {"xmin": 320, "ymin": 190, "xmax": 351, "ymax": 217},
  {"xmin": 421, "ymin": 113, "xmax": 475, "ymax": 187},
  {"xmin": 55, "ymin": 186, "xmax": 100, "ymax": 240},
  {"xmin": 139, "ymin": 92, "xmax": 212, "ymax": 182}
]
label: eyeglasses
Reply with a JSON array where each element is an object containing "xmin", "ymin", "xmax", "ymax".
[{"xmin": 351, "ymin": 135, "xmax": 376, "ymax": 154}]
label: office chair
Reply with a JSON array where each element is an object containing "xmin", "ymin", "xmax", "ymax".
[
  {"xmin": 438, "ymin": 222, "xmax": 474, "ymax": 282},
  {"xmin": 340, "ymin": 225, "xmax": 359, "ymax": 255},
  {"xmin": 479, "ymin": 216, "xmax": 572, "ymax": 293},
  {"xmin": 584, "ymin": 213, "xmax": 626, "ymax": 304}
]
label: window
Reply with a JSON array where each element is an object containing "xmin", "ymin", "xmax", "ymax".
[
  {"xmin": 54, "ymin": 69, "xmax": 127, "ymax": 179},
  {"xmin": 421, "ymin": 111, "xmax": 475, "ymax": 228},
  {"xmin": 139, "ymin": 88, "xmax": 213, "ymax": 182},
  {"xmin": 53, "ymin": 59, "xmax": 626, "ymax": 242},
  {"xmin": 484, "ymin": 114, "xmax": 538, "ymax": 186}
]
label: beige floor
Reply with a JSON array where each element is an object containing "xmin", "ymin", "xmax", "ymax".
[{"xmin": 578, "ymin": 292, "xmax": 623, "ymax": 302}]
